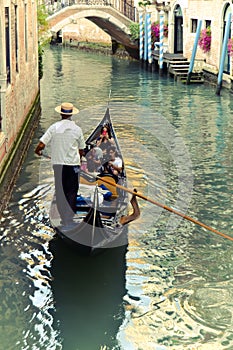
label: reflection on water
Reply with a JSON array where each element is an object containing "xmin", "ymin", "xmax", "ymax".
[
  {"xmin": 0, "ymin": 201, "xmax": 59, "ymax": 349},
  {"xmin": 0, "ymin": 45, "xmax": 233, "ymax": 349},
  {"xmin": 119, "ymin": 225, "xmax": 233, "ymax": 349},
  {"xmin": 49, "ymin": 238, "xmax": 127, "ymax": 349}
]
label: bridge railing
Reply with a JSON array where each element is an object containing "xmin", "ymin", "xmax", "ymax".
[{"xmin": 45, "ymin": 0, "xmax": 138, "ymax": 22}]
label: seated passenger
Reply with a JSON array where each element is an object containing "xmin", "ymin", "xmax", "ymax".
[
  {"xmin": 97, "ymin": 137, "xmax": 112, "ymax": 161},
  {"xmin": 107, "ymin": 146, "xmax": 123, "ymax": 177},
  {"xmin": 96, "ymin": 125, "xmax": 115, "ymax": 148},
  {"xmin": 86, "ymin": 145, "xmax": 103, "ymax": 173}
]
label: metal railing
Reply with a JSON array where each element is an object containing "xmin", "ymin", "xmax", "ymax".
[{"xmin": 45, "ymin": 0, "xmax": 137, "ymax": 22}]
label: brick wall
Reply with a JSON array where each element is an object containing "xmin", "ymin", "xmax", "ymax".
[
  {"xmin": 0, "ymin": 0, "xmax": 40, "ymax": 213},
  {"xmin": 0, "ymin": 0, "xmax": 39, "ymax": 175}
]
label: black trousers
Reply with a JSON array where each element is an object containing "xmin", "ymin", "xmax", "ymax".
[{"xmin": 53, "ymin": 164, "xmax": 80, "ymax": 224}]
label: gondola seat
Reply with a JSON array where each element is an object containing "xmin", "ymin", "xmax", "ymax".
[{"xmin": 97, "ymin": 174, "xmax": 118, "ymax": 199}]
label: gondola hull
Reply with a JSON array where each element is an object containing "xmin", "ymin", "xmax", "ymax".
[
  {"xmin": 54, "ymin": 203, "xmax": 128, "ymax": 255},
  {"xmin": 50, "ymin": 107, "xmax": 129, "ymax": 255}
]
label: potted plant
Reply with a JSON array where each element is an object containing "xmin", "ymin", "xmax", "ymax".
[
  {"xmin": 138, "ymin": 0, "xmax": 152, "ymax": 7},
  {"xmin": 129, "ymin": 22, "xmax": 140, "ymax": 42},
  {"xmin": 198, "ymin": 26, "xmax": 211, "ymax": 53}
]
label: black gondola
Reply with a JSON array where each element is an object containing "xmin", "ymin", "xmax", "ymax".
[{"xmin": 50, "ymin": 107, "xmax": 129, "ymax": 255}]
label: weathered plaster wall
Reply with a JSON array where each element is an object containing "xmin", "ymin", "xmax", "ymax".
[{"xmin": 62, "ymin": 19, "xmax": 111, "ymax": 43}]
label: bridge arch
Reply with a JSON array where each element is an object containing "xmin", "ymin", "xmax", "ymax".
[
  {"xmin": 48, "ymin": 5, "xmax": 139, "ymax": 58},
  {"xmin": 50, "ymin": 8, "xmax": 130, "ymax": 36}
]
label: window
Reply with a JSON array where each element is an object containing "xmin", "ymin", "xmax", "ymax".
[
  {"xmin": 5, "ymin": 7, "xmax": 10, "ymax": 84},
  {"xmin": 15, "ymin": 5, "xmax": 19, "ymax": 72},
  {"xmin": 191, "ymin": 19, "xmax": 198, "ymax": 33},
  {"xmin": 206, "ymin": 20, "xmax": 211, "ymax": 28}
]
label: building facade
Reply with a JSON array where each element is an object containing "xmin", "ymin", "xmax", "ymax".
[
  {"xmin": 0, "ymin": 0, "xmax": 40, "ymax": 213},
  {"xmin": 44, "ymin": 0, "xmax": 233, "ymax": 88},
  {"xmin": 148, "ymin": 0, "xmax": 232, "ymax": 88}
]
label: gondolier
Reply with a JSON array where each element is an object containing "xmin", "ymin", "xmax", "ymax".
[{"xmin": 35, "ymin": 102, "xmax": 85, "ymax": 229}]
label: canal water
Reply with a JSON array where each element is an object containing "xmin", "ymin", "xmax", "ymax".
[{"xmin": 1, "ymin": 45, "xmax": 233, "ymax": 350}]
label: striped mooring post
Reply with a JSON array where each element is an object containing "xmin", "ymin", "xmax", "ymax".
[
  {"xmin": 147, "ymin": 11, "xmax": 152, "ymax": 66},
  {"xmin": 139, "ymin": 10, "xmax": 144, "ymax": 61},
  {"xmin": 143, "ymin": 10, "xmax": 148, "ymax": 61},
  {"xmin": 159, "ymin": 10, "xmax": 164, "ymax": 73}
]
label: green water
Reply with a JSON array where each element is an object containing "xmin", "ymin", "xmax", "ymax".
[{"xmin": 0, "ymin": 45, "xmax": 233, "ymax": 349}]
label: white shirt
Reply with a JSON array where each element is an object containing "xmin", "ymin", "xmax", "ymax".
[
  {"xmin": 111, "ymin": 157, "xmax": 122, "ymax": 168},
  {"xmin": 40, "ymin": 119, "xmax": 85, "ymax": 165}
]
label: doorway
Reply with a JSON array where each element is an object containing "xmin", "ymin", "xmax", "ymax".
[{"xmin": 174, "ymin": 5, "xmax": 183, "ymax": 53}]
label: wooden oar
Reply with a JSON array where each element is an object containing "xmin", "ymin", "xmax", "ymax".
[{"xmin": 96, "ymin": 175, "xmax": 233, "ymax": 242}]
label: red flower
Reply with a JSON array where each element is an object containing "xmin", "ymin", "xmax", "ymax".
[
  {"xmin": 198, "ymin": 27, "xmax": 211, "ymax": 53},
  {"xmin": 227, "ymin": 38, "xmax": 233, "ymax": 56},
  {"xmin": 151, "ymin": 22, "xmax": 168, "ymax": 43}
]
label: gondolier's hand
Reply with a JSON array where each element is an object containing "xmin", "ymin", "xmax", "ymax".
[{"xmin": 35, "ymin": 141, "xmax": 45, "ymax": 156}]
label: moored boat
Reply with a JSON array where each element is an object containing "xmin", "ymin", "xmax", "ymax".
[{"xmin": 50, "ymin": 107, "xmax": 130, "ymax": 255}]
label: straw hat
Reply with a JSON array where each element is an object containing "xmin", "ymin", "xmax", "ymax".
[{"xmin": 55, "ymin": 102, "xmax": 79, "ymax": 115}]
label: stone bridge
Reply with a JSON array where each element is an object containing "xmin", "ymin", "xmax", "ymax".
[{"xmin": 47, "ymin": 3, "xmax": 139, "ymax": 58}]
